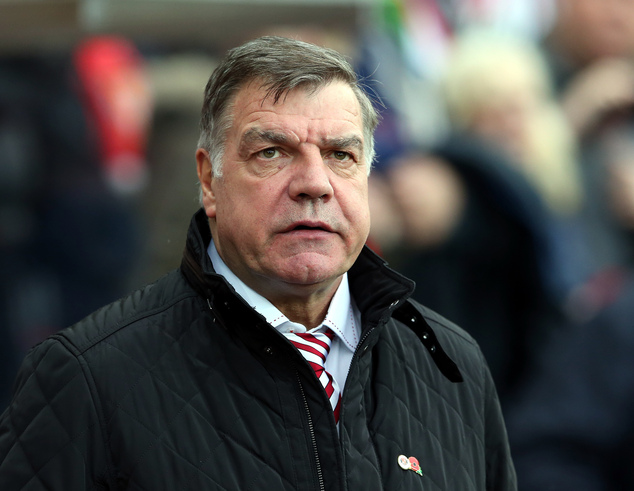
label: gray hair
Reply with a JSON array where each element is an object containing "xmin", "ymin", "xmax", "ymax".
[{"xmin": 197, "ymin": 36, "xmax": 380, "ymax": 179}]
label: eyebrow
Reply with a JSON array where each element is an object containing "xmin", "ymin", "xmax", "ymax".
[
  {"xmin": 239, "ymin": 129, "xmax": 290, "ymax": 155},
  {"xmin": 323, "ymin": 135, "xmax": 364, "ymax": 152},
  {"xmin": 240, "ymin": 128, "xmax": 364, "ymax": 154}
]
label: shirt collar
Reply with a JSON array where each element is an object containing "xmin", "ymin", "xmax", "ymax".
[{"xmin": 208, "ymin": 239, "xmax": 358, "ymax": 352}]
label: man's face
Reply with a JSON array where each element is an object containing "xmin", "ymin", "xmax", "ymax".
[{"xmin": 197, "ymin": 80, "xmax": 370, "ymax": 302}]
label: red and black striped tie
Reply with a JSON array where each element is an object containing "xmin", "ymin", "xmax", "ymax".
[{"xmin": 288, "ymin": 329, "xmax": 342, "ymax": 424}]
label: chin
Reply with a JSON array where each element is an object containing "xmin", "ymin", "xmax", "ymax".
[{"xmin": 275, "ymin": 257, "xmax": 346, "ymax": 286}]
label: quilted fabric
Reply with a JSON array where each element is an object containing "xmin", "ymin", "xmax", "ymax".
[{"xmin": 0, "ymin": 210, "xmax": 516, "ymax": 490}]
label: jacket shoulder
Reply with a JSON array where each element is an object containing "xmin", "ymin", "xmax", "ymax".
[
  {"xmin": 0, "ymin": 330, "xmax": 114, "ymax": 488},
  {"xmin": 56, "ymin": 269, "xmax": 199, "ymax": 355},
  {"xmin": 418, "ymin": 301, "xmax": 485, "ymax": 363},
  {"xmin": 391, "ymin": 298, "xmax": 489, "ymax": 385}
]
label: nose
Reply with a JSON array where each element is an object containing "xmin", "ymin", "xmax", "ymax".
[{"xmin": 288, "ymin": 150, "xmax": 334, "ymax": 201}]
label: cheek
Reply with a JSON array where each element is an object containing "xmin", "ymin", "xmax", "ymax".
[
  {"xmin": 218, "ymin": 177, "xmax": 269, "ymax": 214},
  {"xmin": 342, "ymin": 183, "xmax": 371, "ymax": 234},
  {"xmin": 216, "ymin": 186, "xmax": 275, "ymax": 239}
]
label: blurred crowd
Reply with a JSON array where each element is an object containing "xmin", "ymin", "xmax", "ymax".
[
  {"xmin": 0, "ymin": 38, "xmax": 150, "ymax": 404},
  {"xmin": 367, "ymin": 1, "xmax": 634, "ymax": 489},
  {"xmin": 2, "ymin": 0, "xmax": 634, "ymax": 488}
]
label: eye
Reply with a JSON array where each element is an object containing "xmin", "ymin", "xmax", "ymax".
[
  {"xmin": 259, "ymin": 148, "xmax": 280, "ymax": 159},
  {"xmin": 333, "ymin": 151, "xmax": 352, "ymax": 161}
]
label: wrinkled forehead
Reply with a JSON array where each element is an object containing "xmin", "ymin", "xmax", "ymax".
[{"xmin": 230, "ymin": 80, "xmax": 362, "ymax": 126}]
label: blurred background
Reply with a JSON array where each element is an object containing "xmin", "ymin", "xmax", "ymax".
[{"xmin": 2, "ymin": 1, "xmax": 634, "ymax": 488}]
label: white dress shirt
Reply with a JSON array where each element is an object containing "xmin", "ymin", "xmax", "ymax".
[{"xmin": 208, "ymin": 239, "xmax": 361, "ymax": 393}]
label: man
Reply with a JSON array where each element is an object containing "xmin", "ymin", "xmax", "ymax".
[{"xmin": 0, "ymin": 36, "xmax": 516, "ymax": 490}]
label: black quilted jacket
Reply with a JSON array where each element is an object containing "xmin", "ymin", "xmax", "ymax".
[{"xmin": 0, "ymin": 210, "xmax": 516, "ymax": 490}]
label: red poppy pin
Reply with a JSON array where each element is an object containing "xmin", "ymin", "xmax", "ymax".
[{"xmin": 397, "ymin": 454, "xmax": 423, "ymax": 476}]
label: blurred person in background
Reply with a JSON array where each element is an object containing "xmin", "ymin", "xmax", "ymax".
[
  {"xmin": 0, "ymin": 37, "xmax": 149, "ymax": 408},
  {"xmin": 501, "ymin": 4, "xmax": 634, "ymax": 487},
  {"xmin": 442, "ymin": 30, "xmax": 582, "ymax": 220},
  {"xmin": 542, "ymin": 0, "xmax": 634, "ymax": 279},
  {"xmin": 506, "ymin": 265, "xmax": 634, "ymax": 490},
  {"xmin": 374, "ymin": 29, "xmax": 580, "ymax": 405},
  {"xmin": 506, "ymin": 139, "xmax": 634, "ymax": 487},
  {"xmin": 506, "ymin": 113, "xmax": 634, "ymax": 491},
  {"xmin": 545, "ymin": 0, "xmax": 634, "ymax": 126},
  {"xmin": 0, "ymin": 36, "xmax": 516, "ymax": 490}
]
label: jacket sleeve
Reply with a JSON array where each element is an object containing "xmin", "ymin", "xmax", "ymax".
[
  {"xmin": 0, "ymin": 337, "xmax": 113, "ymax": 490},
  {"xmin": 481, "ymin": 351, "xmax": 518, "ymax": 491}
]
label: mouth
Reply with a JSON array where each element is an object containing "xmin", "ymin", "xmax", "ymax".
[{"xmin": 282, "ymin": 221, "xmax": 334, "ymax": 233}]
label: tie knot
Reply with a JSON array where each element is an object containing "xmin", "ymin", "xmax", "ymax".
[
  {"xmin": 296, "ymin": 328, "xmax": 334, "ymax": 346},
  {"xmin": 290, "ymin": 329, "xmax": 334, "ymax": 366}
]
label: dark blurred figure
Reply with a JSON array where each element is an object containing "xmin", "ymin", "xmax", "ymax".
[
  {"xmin": 503, "ymin": 3, "xmax": 634, "ymax": 488},
  {"xmin": 384, "ymin": 138, "xmax": 565, "ymax": 403},
  {"xmin": 0, "ymin": 38, "xmax": 149, "ymax": 407},
  {"xmin": 371, "ymin": 30, "xmax": 579, "ymax": 405},
  {"xmin": 506, "ymin": 271, "xmax": 634, "ymax": 490},
  {"xmin": 506, "ymin": 116, "xmax": 634, "ymax": 490}
]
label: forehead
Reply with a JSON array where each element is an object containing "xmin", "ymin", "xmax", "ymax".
[{"xmin": 228, "ymin": 80, "xmax": 364, "ymax": 141}]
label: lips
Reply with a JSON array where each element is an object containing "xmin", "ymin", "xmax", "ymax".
[{"xmin": 281, "ymin": 220, "xmax": 335, "ymax": 233}]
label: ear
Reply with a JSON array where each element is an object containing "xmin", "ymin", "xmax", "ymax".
[{"xmin": 196, "ymin": 148, "xmax": 217, "ymax": 218}]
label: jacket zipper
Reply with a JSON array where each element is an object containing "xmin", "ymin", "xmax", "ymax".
[
  {"xmin": 339, "ymin": 326, "xmax": 376, "ymax": 481},
  {"xmin": 297, "ymin": 372, "xmax": 326, "ymax": 491},
  {"xmin": 342, "ymin": 326, "xmax": 376, "ymax": 417}
]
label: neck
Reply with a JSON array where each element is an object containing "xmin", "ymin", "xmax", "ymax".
[
  {"xmin": 263, "ymin": 277, "xmax": 342, "ymax": 329},
  {"xmin": 206, "ymin": 232, "xmax": 343, "ymax": 329}
]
